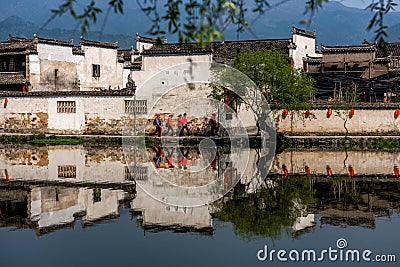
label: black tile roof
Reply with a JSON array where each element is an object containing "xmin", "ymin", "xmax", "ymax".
[
  {"xmin": 377, "ymin": 42, "xmax": 400, "ymax": 58},
  {"xmin": 72, "ymin": 46, "xmax": 85, "ymax": 55},
  {"xmin": 80, "ymin": 38, "xmax": 118, "ymax": 49},
  {"xmin": 0, "ymin": 73, "xmax": 26, "ymax": 85},
  {"xmin": 0, "ymin": 88, "xmax": 136, "ymax": 96},
  {"xmin": 292, "ymin": 26, "xmax": 316, "ymax": 39},
  {"xmin": 141, "ymin": 38, "xmax": 293, "ymax": 64},
  {"xmin": 135, "ymin": 33, "xmax": 165, "ymax": 44},
  {"xmin": 141, "ymin": 43, "xmax": 212, "ymax": 55},
  {"xmin": 321, "ymin": 44, "xmax": 376, "ymax": 53},
  {"xmin": 210, "ymin": 39, "xmax": 293, "ymax": 64}
]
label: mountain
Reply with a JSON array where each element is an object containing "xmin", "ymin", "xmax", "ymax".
[
  {"xmin": 388, "ymin": 23, "xmax": 400, "ymax": 42},
  {"xmin": 0, "ymin": 0, "xmax": 399, "ymax": 45},
  {"xmin": 0, "ymin": 16, "xmax": 134, "ymax": 48}
]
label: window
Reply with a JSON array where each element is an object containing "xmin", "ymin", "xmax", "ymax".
[
  {"xmin": 58, "ymin": 165, "xmax": 76, "ymax": 178},
  {"xmin": 125, "ymin": 100, "xmax": 147, "ymax": 114},
  {"xmin": 125, "ymin": 166, "xmax": 148, "ymax": 181},
  {"xmin": 9, "ymin": 58, "xmax": 14, "ymax": 72},
  {"xmin": 57, "ymin": 101, "xmax": 76, "ymax": 113},
  {"xmin": 92, "ymin": 64, "xmax": 100, "ymax": 77},
  {"xmin": 93, "ymin": 188, "xmax": 101, "ymax": 203}
]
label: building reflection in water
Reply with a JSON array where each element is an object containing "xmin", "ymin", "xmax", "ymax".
[{"xmin": 0, "ymin": 145, "xmax": 399, "ymax": 239}]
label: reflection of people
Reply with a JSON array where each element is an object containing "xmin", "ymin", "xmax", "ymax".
[
  {"xmin": 152, "ymin": 114, "xmax": 162, "ymax": 137},
  {"xmin": 165, "ymin": 147, "xmax": 175, "ymax": 168},
  {"xmin": 177, "ymin": 147, "xmax": 189, "ymax": 170},
  {"xmin": 153, "ymin": 147, "xmax": 163, "ymax": 169},
  {"xmin": 209, "ymin": 113, "xmax": 219, "ymax": 137}
]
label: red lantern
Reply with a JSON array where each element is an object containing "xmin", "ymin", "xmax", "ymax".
[
  {"xmin": 282, "ymin": 165, "xmax": 289, "ymax": 176},
  {"xmin": 349, "ymin": 108, "xmax": 355, "ymax": 118},
  {"xmin": 394, "ymin": 166, "xmax": 400, "ymax": 176},
  {"xmin": 327, "ymin": 166, "xmax": 333, "ymax": 177},
  {"xmin": 305, "ymin": 166, "xmax": 311, "ymax": 175},
  {"xmin": 394, "ymin": 109, "xmax": 400, "ymax": 119},
  {"xmin": 305, "ymin": 109, "xmax": 310, "ymax": 118},
  {"xmin": 283, "ymin": 109, "xmax": 289, "ymax": 117},
  {"xmin": 348, "ymin": 166, "xmax": 355, "ymax": 177},
  {"xmin": 327, "ymin": 108, "xmax": 332, "ymax": 117}
]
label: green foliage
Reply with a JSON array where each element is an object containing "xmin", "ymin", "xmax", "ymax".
[
  {"xmin": 366, "ymin": 0, "xmax": 397, "ymax": 46},
  {"xmin": 227, "ymin": 50, "xmax": 315, "ymax": 109},
  {"xmin": 49, "ymin": 0, "xmax": 392, "ymax": 44},
  {"xmin": 213, "ymin": 176, "xmax": 315, "ymax": 240}
]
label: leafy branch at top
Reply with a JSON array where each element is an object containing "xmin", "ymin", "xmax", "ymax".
[{"xmin": 45, "ymin": 0, "xmax": 395, "ymax": 45}]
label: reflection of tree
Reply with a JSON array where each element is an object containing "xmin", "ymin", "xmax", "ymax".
[{"xmin": 212, "ymin": 175, "xmax": 314, "ymax": 240}]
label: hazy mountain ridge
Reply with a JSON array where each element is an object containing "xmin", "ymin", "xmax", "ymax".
[
  {"xmin": 0, "ymin": 1, "xmax": 399, "ymax": 46},
  {"xmin": 0, "ymin": 16, "xmax": 134, "ymax": 48}
]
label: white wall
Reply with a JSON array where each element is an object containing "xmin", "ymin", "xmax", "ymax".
[
  {"xmin": 276, "ymin": 109, "xmax": 400, "ymax": 134},
  {"xmin": 47, "ymin": 97, "xmax": 85, "ymax": 132},
  {"xmin": 292, "ymin": 33, "xmax": 319, "ymax": 70},
  {"xmin": 78, "ymin": 46, "xmax": 123, "ymax": 90},
  {"xmin": 132, "ymin": 54, "xmax": 212, "ymax": 88}
]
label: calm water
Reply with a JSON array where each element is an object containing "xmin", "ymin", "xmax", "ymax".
[{"xmin": 0, "ymin": 145, "xmax": 399, "ymax": 267}]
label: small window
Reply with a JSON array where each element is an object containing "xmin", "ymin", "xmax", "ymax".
[
  {"xmin": 57, "ymin": 101, "xmax": 76, "ymax": 113},
  {"xmin": 9, "ymin": 58, "xmax": 14, "ymax": 72},
  {"xmin": 58, "ymin": 165, "xmax": 76, "ymax": 178},
  {"xmin": 226, "ymin": 113, "xmax": 233, "ymax": 120},
  {"xmin": 125, "ymin": 100, "xmax": 147, "ymax": 114},
  {"xmin": 92, "ymin": 64, "xmax": 100, "ymax": 77},
  {"xmin": 93, "ymin": 188, "xmax": 101, "ymax": 203},
  {"xmin": 125, "ymin": 166, "xmax": 148, "ymax": 181}
]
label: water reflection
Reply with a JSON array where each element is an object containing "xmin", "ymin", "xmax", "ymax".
[{"xmin": 0, "ymin": 145, "xmax": 399, "ymax": 241}]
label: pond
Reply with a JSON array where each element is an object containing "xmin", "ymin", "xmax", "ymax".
[{"xmin": 0, "ymin": 144, "xmax": 399, "ymax": 266}]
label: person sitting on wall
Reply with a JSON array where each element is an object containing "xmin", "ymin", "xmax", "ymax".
[
  {"xmin": 209, "ymin": 113, "xmax": 219, "ymax": 137},
  {"xmin": 152, "ymin": 114, "xmax": 162, "ymax": 137}
]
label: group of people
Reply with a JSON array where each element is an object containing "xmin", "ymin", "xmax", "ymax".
[
  {"xmin": 152, "ymin": 147, "xmax": 190, "ymax": 169},
  {"xmin": 151, "ymin": 112, "xmax": 220, "ymax": 137}
]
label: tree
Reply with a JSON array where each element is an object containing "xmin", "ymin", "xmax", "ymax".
[
  {"xmin": 49, "ymin": 0, "xmax": 396, "ymax": 45},
  {"xmin": 213, "ymin": 50, "xmax": 315, "ymax": 110},
  {"xmin": 212, "ymin": 175, "xmax": 315, "ymax": 240}
]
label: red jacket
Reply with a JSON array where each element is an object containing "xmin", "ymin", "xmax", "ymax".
[{"xmin": 177, "ymin": 117, "xmax": 183, "ymax": 127}]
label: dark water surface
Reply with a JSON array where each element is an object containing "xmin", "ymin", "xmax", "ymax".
[{"xmin": 0, "ymin": 145, "xmax": 399, "ymax": 267}]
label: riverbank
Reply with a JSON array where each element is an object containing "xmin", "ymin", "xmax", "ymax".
[{"xmin": 0, "ymin": 133, "xmax": 399, "ymax": 151}]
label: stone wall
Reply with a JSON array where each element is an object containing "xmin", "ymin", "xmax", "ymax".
[
  {"xmin": 275, "ymin": 107, "xmax": 400, "ymax": 135},
  {"xmin": 271, "ymin": 150, "xmax": 400, "ymax": 176},
  {"xmin": 0, "ymin": 94, "xmax": 137, "ymax": 135}
]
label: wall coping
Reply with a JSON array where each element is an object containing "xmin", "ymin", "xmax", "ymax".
[
  {"xmin": 270, "ymin": 101, "xmax": 400, "ymax": 110},
  {"xmin": 0, "ymin": 89, "xmax": 135, "ymax": 98}
]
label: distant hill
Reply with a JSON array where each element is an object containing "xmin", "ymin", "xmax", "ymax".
[
  {"xmin": 0, "ymin": 1, "xmax": 399, "ymax": 46},
  {"xmin": 0, "ymin": 16, "xmax": 134, "ymax": 49},
  {"xmin": 388, "ymin": 23, "xmax": 400, "ymax": 42}
]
